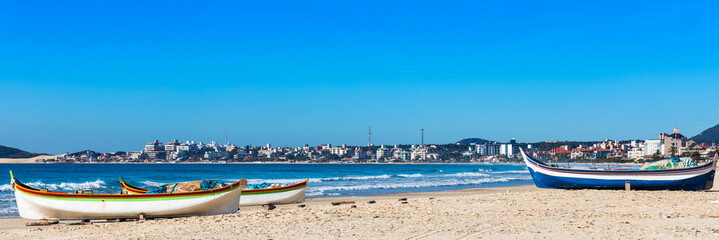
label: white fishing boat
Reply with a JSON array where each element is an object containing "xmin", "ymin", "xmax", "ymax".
[
  {"xmin": 122, "ymin": 179, "xmax": 307, "ymax": 206},
  {"xmin": 10, "ymin": 171, "xmax": 247, "ymax": 220}
]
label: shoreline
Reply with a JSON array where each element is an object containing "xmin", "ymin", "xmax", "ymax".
[
  {"xmin": 5, "ymin": 183, "xmax": 719, "ymax": 239},
  {"xmin": 0, "ymin": 184, "xmax": 539, "ymax": 231},
  {"xmin": 3, "ymin": 170, "xmax": 716, "ymax": 238}
]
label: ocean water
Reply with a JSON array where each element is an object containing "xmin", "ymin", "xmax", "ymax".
[{"xmin": 0, "ymin": 163, "xmax": 531, "ymax": 217}]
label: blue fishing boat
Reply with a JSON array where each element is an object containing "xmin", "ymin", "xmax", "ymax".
[{"xmin": 520, "ymin": 148, "xmax": 716, "ymax": 190}]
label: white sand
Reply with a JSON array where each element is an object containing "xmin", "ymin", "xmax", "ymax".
[
  {"xmin": 0, "ymin": 154, "xmax": 65, "ymax": 163},
  {"xmin": 2, "ymin": 183, "xmax": 719, "ymax": 239}
]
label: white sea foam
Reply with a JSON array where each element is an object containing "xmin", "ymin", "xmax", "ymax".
[
  {"xmin": 245, "ymin": 178, "xmax": 318, "ymax": 185},
  {"xmin": 0, "ymin": 205, "xmax": 17, "ymax": 216},
  {"xmin": 320, "ymin": 174, "xmax": 392, "ymax": 181},
  {"xmin": 140, "ymin": 180, "xmax": 164, "ymax": 186},
  {"xmin": 306, "ymin": 176, "xmax": 533, "ymax": 196},
  {"xmin": 26, "ymin": 179, "xmax": 106, "ymax": 191},
  {"xmin": 494, "ymin": 170, "xmax": 530, "ymax": 174},
  {"xmin": 245, "ymin": 174, "xmax": 396, "ymax": 185},
  {"xmin": 396, "ymin": 174, "xmax": 423, "ymax": 178},
  {"xmin": 245, "ymin": 170, "xmax": 523, "ymax": 188},
  {"xmin": 0, "ymin": 184, "xmax": 11, "ymax": 192},
  {"xmin": 444, "ymin": 172, "xmax": 490, "ymax": 177}
]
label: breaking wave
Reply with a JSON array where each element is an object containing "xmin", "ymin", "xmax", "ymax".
[
  {"xmin": 24, "ymin": 180, "xmax": 106, "ymax": 191},
  {"xmin": 494, "ymin": 170, "xmax": 530, "ymax": 174},
  {"xmin": 0, "ymin": 205, "xmax": 17, "ymax": 216},
  {"xmin": 140, "ymin": 180, "xmax": 164, "ymax": 186},
  {"xmin": 245, "ymin": 178, "xmax": 316, "ymax": 185},
  {"xmin": 245, "ymin": 170, "xmax": 523, "ymax": 186},
  {"xmin": 306, "ymin": 176, "xmax": 532, "ymax": 196},
  {"xmin": 320, "ymin": 174, "xmax": 392, "ymax": 181},
  {"xmin": 396, "ymin": 174, "xmax": 423, "ymax": 178},
  {"xmin": 444, "ymin": 172, "xmax": 490, "ymax": 177},
  {"xmin": 0, "ymin": 184, "xmax": 11, "ymax": 192}
]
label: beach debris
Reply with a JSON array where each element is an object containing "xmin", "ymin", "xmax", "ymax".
[
  {"xmin": 350, "ymin": 205, "xmax": 357, "ymax": 208},
  {"xmin": 138, "ymin": 213, "xmax": 147, "ymax": 221},
  {"xmin": 43, "ymin": 218, "xmax": 60, "ymax": 224},
  {"xmin": 708, "ymin": 200, "xmax": 719, "ymax": 203},
  {"xmin": 398, "ymin": 198, "xmax": 407, "ymax": 201},
  {"xmin": 26, "ymin": 221, "xmax": 55, "ymax": 226},
  {"xmin": 263, "ymin": 204, "xmax": 276, "ymax": 210},
  {"xmin": 429, "ymin": 197, "xmax": 435, "ymax": 200},
  {"xmin": 331, "ymin": 201, "xmax": 355, "ymax": 206},
  {"xmin": 65, "ymin": 222, "xmax": 92, "ymax": 226},
  {"xmin": 400, "ymin": 201, "xmax": 408, "ymax": 204},
  {"xmin": 506, "ymin": 190, "xmax": 510, "ymax": 193},
  {"xmin": 625, "ymin": 181, "xmax": 631, "ymax": 191},
  {"xmin": 367, "ymin": 200, "xmax": 376, "ymax": 204},
  {"xmin": 297, "ymin": 204, "xmax": 306, "ymax": 208}
]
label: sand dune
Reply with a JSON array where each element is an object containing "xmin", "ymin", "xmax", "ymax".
[{"xmin": 0, "ymin": 154, "xmax": 65, "ymax": 163}]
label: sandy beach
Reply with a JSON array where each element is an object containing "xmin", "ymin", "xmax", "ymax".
[
  {"xmin": 0, "ymin": 154, "xmax": 65, "ymax": 164},
  {"xmin": 2, "ymin": 181, "xmax": 719, "ymax": 240}
]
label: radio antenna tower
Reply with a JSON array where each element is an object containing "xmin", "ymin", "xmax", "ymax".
[
  {"xmin": 368, "ymin": 126, "xmax": 372, "ymax": 149},
  {"xmin": 225, "ymin": 130, "xmax": 228, "ymax": 145},
  {"xmin": 421, "ymin": 128, "xmax": 424, "ymax": 147}
]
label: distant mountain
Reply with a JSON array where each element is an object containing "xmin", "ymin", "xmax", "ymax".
[
  {"xmin": 0, "ymin": 145, "xmax": 41, "ymax": 158},
  {"xmin": 456, "ymin": 138, "xmax": 492, "ymax": 144},
  {"xmin": 691, "ymin": 123, "xmax": 719, "ymax": 144}
]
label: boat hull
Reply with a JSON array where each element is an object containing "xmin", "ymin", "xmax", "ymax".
[
  {"xmin": 239, "ymin": 185, "xmax": 307, "ymax": 206},
  {"xmin": 526, "ymin": 167, "xmax": 715, "ymax": 190},
  {"xmin": 13, "ymin": 178, "xmax": 246, "ymax": 220},
  {"xmin": 521, "ymin": 149, "xmax": 716, "ymax": 191}
]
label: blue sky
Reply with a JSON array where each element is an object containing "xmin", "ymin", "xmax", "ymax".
[{"xmin": 1, "ymin": 1, "xmax": 718, "ymax": 154}]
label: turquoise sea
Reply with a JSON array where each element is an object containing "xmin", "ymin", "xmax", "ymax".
[{"xmin": 0, "ymin": 163, "xmax": 531, "ymax": 217}]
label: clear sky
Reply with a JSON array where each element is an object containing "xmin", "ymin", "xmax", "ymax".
[{"xmin": 1, "ymin": 1, "xmax": 718, "ymax": 154}]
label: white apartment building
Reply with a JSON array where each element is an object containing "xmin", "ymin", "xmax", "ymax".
[
  {"xmin": 376, "ymin": 145, "xmax": 390, "ymax": 158},
  {"xmin": 626, "ymin": 147, "xmax": 644, "ymax": 160},
  {"xmin": 643, "ymin": 139, "xmax": 661, "ymax": 156},
  {"xmin": 329, "ymin": 147, "xmax": 349, "ymax": 156}
]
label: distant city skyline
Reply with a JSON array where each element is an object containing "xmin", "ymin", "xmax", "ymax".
[{"xmin": 1, "ymin": 1, "xmax": 718, "ymax": 154}]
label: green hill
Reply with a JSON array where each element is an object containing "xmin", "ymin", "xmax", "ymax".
[
  {"xmin": 0, "ymin": 145, "xmax": 41, "ymax": 158},
  {"xmin": 691, "ymin": 123, "xmax": 719, "ymax": 144},
  {"xmin": 456, "ymin": 138, "xmax": 493, "ymax": 144}
]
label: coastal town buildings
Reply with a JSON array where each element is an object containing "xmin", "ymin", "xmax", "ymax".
[
  {"xmin": 45, "ymin": 127, "xmax": 717, "ymax": 163},
  {"xmin": 659, "ymin": 128, "xmax": 688, "ymax": 156},
  {"xmin": 144, "ymin": 140, "xmax": 165, "ymax": 159}
]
